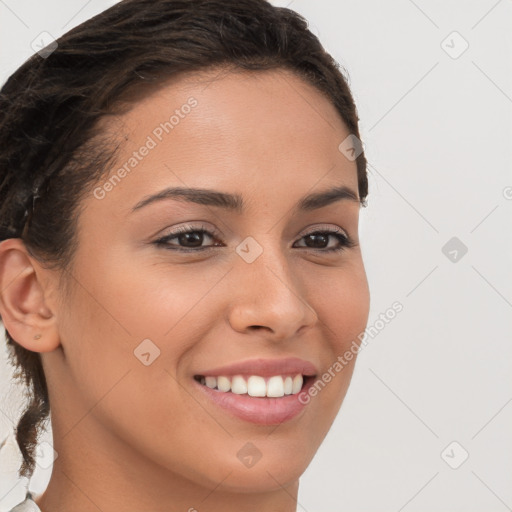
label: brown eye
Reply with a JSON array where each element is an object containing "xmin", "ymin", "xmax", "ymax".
[
  {"xmin": 294, "ymin": 228, "xmax": 355, "ymax": 253},
  {"xmin": 154, "ymin": 225, "xmax": 222, "ymax": 252},
  {"xmin": 304, "ymin": 233, "xmax": 330, "ymax": 249},
  {"xmin": 174, "ymin": 230, "xmax": 207, "ymax": 248}
]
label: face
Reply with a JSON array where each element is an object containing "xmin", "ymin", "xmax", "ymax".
[{"xmin": 42, "ymin": 68, "xmax": 370, "ymax": 493}]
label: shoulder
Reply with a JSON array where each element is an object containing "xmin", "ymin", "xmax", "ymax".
[{"xmin": 9, "ymin": 492, "xmax": 42, "ymax": 512}]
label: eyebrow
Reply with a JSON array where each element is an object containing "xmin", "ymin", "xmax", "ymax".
[{"xmin": 131, "ymin": 185, "xmax": 360, "ymax": 213}]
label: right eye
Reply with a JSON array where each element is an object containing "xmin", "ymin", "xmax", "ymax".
[{"xmin": 153, "ymin": 224, "xmax": 224, "ymax": 252}]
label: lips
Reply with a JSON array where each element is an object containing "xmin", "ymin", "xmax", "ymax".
[
  {"xmin": 192, "ymin": 357, "xmax": 318, "ymax": 425},
  {"xmin": 194, "ymin": 357, "xmax": 318, "ymax": 378}
]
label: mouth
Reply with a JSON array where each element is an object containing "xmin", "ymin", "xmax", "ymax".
[{"xmin": 191, "ymin": 358, "xmax": 318, "ymax": 425}]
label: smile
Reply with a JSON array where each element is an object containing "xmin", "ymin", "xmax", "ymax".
[{"xmin": 192, "ymin": 357, "xmax": 318, "ymax": 425}]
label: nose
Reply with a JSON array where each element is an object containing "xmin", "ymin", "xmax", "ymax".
[{"xmin": 227, "ymin": 245, "xmax": 318, "ymax": 342}]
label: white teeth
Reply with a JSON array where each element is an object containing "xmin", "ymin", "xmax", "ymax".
[
  {"xmin": 247, "ymin": 376, "xmax": 267, "ymax": 397},
  {"xmin": 284, "ymin": 376, "xmax": 293, "ymax": 395},
  {"xmin": 217, "ymin": 376, "xmax": 231, "ymax": 392},
  {"xmin": 267, "ymin": 376, "xmax": 285, "ymax": 397},
  {"xmin": 231, "ymin": 375, "xmax": 248, "ymax": 394},
  {"xmin": 292, "ymin": 374, "xmax": 303, "ymax": 394},
  {"xmin": 205, "ymin": 376, "xmax": 217, "ymax": 389},
  {"xmin": 199, "ymin": 374, "xmax": 305, "ymax": 397}
]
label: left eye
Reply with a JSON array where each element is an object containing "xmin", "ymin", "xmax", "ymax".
[
  {"xmin": 294, "ymin": 230, "xmax": 354, "ymax": 252},
  {"xmin": 154, "ymin": 225, "xmax": 355, "ymax": 253}
]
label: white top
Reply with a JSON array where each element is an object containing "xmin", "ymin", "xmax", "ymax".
[{"xmin": 9, "ymin": 492, "xmax": 41, "ymax": 512}]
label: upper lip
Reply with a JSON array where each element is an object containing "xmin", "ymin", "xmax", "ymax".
[{"xmin": 195, "ymin": 357, "xmax": 318, "ymax": 378}]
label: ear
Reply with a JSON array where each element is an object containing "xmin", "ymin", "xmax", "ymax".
[{"xmin": 0, "ymin": 238, "xmax": 60, "ymax": 353}]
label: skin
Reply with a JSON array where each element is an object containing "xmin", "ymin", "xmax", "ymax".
[{"xmin": 0, "ymin": 67, "xmax": 370, "ymax": 512}]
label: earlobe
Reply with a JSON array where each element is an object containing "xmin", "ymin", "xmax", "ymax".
[{"xmin": 0, "ymin": 238, "xmax": 60, "ymax": 353}]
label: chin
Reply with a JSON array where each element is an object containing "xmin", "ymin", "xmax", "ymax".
[
  {"xmin": 210, "ymin": 459, "xmax": 308, "ymax": 494},
  {"xmin": 217, "ymin": 438, "xmax": 317, "ymax": 492}
]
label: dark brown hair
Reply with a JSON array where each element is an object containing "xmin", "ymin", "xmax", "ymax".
[{"xmin": 0, "ymin": 0, "xmax": 368, "ymax": 479}]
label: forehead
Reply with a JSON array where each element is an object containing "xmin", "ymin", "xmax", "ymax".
[{"xmin": 90, "ymin": 67, "xmax": 358, "ymax": 214}]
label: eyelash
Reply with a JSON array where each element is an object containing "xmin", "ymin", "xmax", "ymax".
[{"xmin": 153, "ymin": 223, "xmax": 356, "ymax": 254}]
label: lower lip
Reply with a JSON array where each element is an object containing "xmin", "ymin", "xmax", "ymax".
[{"xmin": 193, "ymin": 377, "xmax": 314, "ymax": 425}]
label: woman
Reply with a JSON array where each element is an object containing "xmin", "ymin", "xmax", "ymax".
[{"xmin": 0, "ymin": 0, "xmax": 370, "ymax": 510}]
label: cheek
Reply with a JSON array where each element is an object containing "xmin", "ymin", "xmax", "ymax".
[
  {"xmin": 300, "ymin": 262, "xmax": 370, "ymax": 416},
  {"xmin": 89, "ymin": 254, "xmax": 228, "ymax": 340},
  {"xmin": 309, "ymin": 260, "xmax": 370, "ymax": 349},
  {"xmin": 54, "ymin": 256, "xmax": 231, "ymax": 438},
  {"xmin": 62, "ymin": 253, "xmax": 218, "ymax": 368}
]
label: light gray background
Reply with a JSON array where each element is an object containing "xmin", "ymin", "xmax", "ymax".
[{"xmin": 1, "ymin": 1, "xmax": 511, "ymax": 510}]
